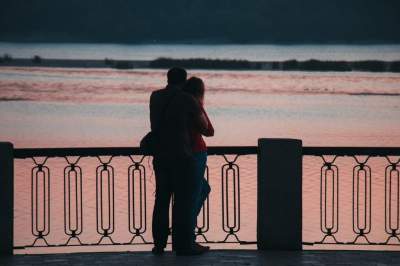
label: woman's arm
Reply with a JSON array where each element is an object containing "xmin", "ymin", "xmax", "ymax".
[
  {"xmin": 200, "ymin": 107, "xmax": 214, "ymax": 137},
  {"xmin": 186, "ymin": 94, "xmax": 209, "ymax": 134}
]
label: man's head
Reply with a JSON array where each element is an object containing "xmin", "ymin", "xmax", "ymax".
[{"xmin": 167, "ymin": 67, "xmax": 187, "ymax": 86}]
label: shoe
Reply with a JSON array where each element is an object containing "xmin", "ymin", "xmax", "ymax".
[
  {"xmin": 193, "ymin": 242, "xmax": 210, "ymax": 251},
  {"xmin": 151, "ymin": 246, "xmax": 164, "ymax": 255},
  {"xmin": 175, "ymin": 243, "xmax": 209, "ymax": 256},
  {"xmin": 172, "ymin": 243, "xmax": 209, "ymax": 252}
]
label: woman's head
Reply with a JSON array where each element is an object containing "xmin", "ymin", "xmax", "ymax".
[{"xmin": 183, "ymin": 77, "xmax": 205, "ymax": 101}]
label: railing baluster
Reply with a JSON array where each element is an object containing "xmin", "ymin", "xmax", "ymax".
[
  {"xmin": 349, "ymin": 156, "xmax": 373, "ymax": 244},
  {"xmin": 31, "ymin": 157, "xmax": 51, "ymax": 247},
  {"xmin": 95, "ymin": 156, "xmax": 116, "ymax": 244},
  {"xmin": 127, "ymin": 155, "xmax": 148, "ymax": 244},
  {"xmin": 318, "ymin": 155, "xmax": 341, "ymax": 244},
  {"xmin": 63, "ymin": 157, "xmax": 84, "ymax": 245},
  {"xmin": 383, "ymin": 156, "xmax": 400, "ymax": 244},
  {"xmin": 221, "ymin": 155, "xmax": 241, "ymax": 243}
]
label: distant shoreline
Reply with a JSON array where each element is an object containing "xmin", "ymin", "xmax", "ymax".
[{"xmin": 1, "ymin": 57, "xmax": 399, "ymax": 73}]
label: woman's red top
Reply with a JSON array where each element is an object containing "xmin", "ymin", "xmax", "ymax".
[{"xmin": 192, "ymin": 107, "xmax": 214, "ymax": 152}]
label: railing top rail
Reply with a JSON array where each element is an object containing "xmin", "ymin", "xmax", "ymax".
[
  {"xmin": 13, "ymin": 146, "xmax": 258, "ymax": 159},
  {"xmin": 12, "ymin": 145, "xmax": 400, "ymax": 159},
  {"xmin": 303, "ymin": 146, "xmax": 400, "ymax": 156}
]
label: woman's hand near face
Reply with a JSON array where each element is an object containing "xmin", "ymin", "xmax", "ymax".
[{"xmin": 199, "ymin": 95, "xmax": 204, "ymax": 106}]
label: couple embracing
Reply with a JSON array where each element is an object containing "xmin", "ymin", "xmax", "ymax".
[{"xmin": 149, "ymin": 67, "xmax": 214, "ymax": 256}]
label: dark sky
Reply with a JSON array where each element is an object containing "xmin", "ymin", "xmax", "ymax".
[{"xmin": 1, "ymin": 0, "xmax": 399, "ymax": 43}]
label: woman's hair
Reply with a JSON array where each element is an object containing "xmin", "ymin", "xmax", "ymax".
[{"xmin": 183, "ymin": 76, "xmax": 205, "ymax": 99}]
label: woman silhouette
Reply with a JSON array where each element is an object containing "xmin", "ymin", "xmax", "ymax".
[{"xmin": 183, "ymin": 77, "xmax": 214, "ymax": 237}]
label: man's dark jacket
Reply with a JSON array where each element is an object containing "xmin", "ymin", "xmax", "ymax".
[{"xmin": 150, "ymin": 85, "xmax": 202, "ymax": 158}]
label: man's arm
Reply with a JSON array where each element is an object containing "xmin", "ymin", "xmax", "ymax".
[{"xmin": 149, "ymin": 92, "xmax": 157, "ymax": 132}]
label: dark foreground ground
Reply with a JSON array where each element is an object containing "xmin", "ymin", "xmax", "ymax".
[{"xmin": 1, "ymin": 250, "xmax": 400, "ymax": 266}]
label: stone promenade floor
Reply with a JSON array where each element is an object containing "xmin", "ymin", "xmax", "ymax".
[{"xmin": 1, "ymin": 250, "xmax": 400, "ymax": 266}]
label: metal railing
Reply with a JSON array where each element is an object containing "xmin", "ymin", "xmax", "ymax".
[
  {"xmin": 303, "ymin": 147, "xmax": 400, "ymax": 246},
  {"xmin": 4, "ymin": 144, "xmax": 400, "ymax": 251},
  {"xmin": 13, "ymin": 146, "xmax": 257, "ymax": 250}
]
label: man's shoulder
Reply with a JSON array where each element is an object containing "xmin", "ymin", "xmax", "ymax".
[
  {"xmin": 150, "ymin": 88, "xmax": 168, "ymax": 103},
  {"xmin": 151, "ymin": 88, "xmax": 166, "ymax": 97}
]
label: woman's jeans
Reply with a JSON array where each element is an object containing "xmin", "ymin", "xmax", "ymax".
[{"xmin": 193, "ymin": 151, "xmax": 211, "ymax": 240}]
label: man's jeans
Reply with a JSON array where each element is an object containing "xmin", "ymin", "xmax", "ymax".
[{"xmin": 152, "ymin": 155, "xmax": 197, "ymax": 250}]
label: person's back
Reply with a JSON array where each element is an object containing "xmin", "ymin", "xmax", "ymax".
[{"xmin": 151, "ymin": 88, "xmax": 201, "ymax": 158}]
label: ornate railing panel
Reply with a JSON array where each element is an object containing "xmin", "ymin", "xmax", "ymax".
[
  {"xmin": 13, "ymin": 146, "xmax": 257, "ymax": 250},
  {"xmin": 303, "ymin": 147, "xmax": 400, "ymax": 247}
]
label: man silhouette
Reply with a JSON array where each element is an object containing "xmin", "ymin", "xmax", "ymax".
[{"xmin": 150, "ymin": 67, "xmax": 208, "ymax": 255}]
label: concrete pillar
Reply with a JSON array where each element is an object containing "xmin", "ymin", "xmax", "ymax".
[
  {"xmin": 0, "ymin": 142, "xmax": 14, "ymax": 255},
  {"xmin": 257, "ymin": 138, "xmax": 302, "ymax": 250}
]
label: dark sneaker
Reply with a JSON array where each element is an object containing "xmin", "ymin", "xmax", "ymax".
[
  {"xmin": 175, "ymin": 243, "xmax": 209, "ymax": 256},
  {"xmin": 193, "ymin": 242, "xmax": 210, "ymax": 251},
  {"xmin": 151, "ymin": 246, "xmax": 164, "ymax": 255}
]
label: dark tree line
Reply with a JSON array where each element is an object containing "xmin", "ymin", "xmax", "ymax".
[{"xmin": 0, "ymin": 0, "xmax": 399, "ymax": 43}]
